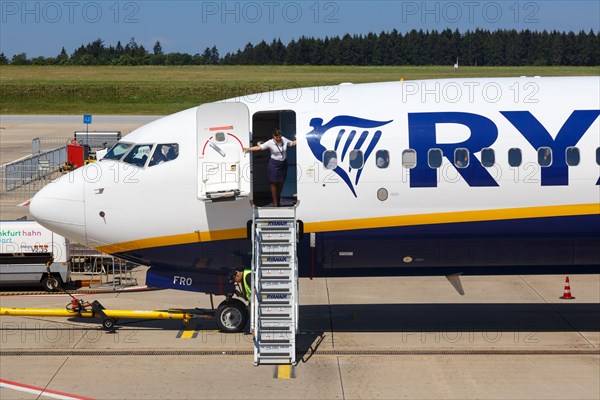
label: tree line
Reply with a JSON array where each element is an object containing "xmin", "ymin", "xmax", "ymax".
[{"xmin": 1, "ymin": 29, "xmax": 598, "ymax": 67}]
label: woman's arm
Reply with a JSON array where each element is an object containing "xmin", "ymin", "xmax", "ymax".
[
  {"xmin": 244, "ymin": 145, "xmax": 263, "ymax": 153},
  {"xmin": 286, "ymin": 137, "xmax": 296, "ymax": 147}
]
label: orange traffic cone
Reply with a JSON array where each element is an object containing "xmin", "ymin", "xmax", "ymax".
[{"xmin": 559, "ymin": 276, "xmax": 575, "ymax": 300}]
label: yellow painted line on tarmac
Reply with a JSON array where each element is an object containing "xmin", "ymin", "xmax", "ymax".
[
  {"xmin": 1, "ymin": 292, "xmax": 30, "ymax": 296},
  {"xmin": 277, "ymin": 364, "xmax": 292, "ymax": 379},
  {"xmin": 180, "ymin": 329, "xmax": 196, "ymax": 339},
  {"xmin": 176, "ymin": 328, "xmax": 218, "ymax": 339},
  {"xmin": 0, "ymin": 291, "xmax": 50, "ymax": 296},
  {"xmin": 176, "ymin": 328, "xmax": 198, "ymax": 339}
]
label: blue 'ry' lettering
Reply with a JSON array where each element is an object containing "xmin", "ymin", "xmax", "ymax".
[
  {"xmin": 408, "ymin": 112, "xmax": 499, "ymax": 188},
  {"xmin": 408, "ymin": 110, "xmax": 599, "ymax": 188},
  {"xmin": 501, "ymin": 110, "xmax": 600, "ymax": 186}
]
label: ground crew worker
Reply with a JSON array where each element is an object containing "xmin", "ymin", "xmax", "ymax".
[{"xmin": 229, "ymin": 268, "xmax": 252, "ymax": 302}]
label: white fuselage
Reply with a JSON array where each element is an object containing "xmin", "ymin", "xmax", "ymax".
[{"xmin": 29, "ymin": 77, "xmax": 600, "ymax": 283}]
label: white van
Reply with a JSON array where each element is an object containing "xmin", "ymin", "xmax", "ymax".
[{"xmin": 0, "ymin": 221, "xmax": 70, "ymax": 291}]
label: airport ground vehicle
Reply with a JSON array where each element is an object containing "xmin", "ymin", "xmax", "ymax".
[
  {"xmin": 0, "ymin": 221, "xmax": 70, "ymax": 291},
  {"xmin": 60, "ymin": 142, "xmax": 94, "ymax": 172},
  {"xmin": 60, "ymin": 132, "xmax": 121, "ymax": 172}
]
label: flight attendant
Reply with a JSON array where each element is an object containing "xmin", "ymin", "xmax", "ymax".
[{"xmin": 244, "ymin": 129, "xmax": 296, "ymax": 207}]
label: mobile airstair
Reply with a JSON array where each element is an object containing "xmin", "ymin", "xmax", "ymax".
[{"xmin": 250, "ymin": 205, "xmax": 299, "ymax": 365}]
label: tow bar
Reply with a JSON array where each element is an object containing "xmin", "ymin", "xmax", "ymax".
[{"xmin": 0, "ymin": 299, "xmax": 207, "ymax": 330}]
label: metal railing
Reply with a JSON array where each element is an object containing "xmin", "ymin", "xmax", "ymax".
[
  {"xmin": 69, "ymin": 243, "xmax": 138, "ymax": 289},
  {"xmin": 1, "ymin": 147, "xmax": 67, "ymax": 203},
  {"xmin": 32, "ymin": 137, "xmax": 71, "ymax": 154}
]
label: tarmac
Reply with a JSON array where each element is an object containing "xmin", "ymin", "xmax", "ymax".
[
  {"xmin": 0, "ymin": 274, "xmax": 599, "ymax": 399},
  {"xmin": 0, "ymin": 116, "xmax": 599, "ymax": 399},
  {"xmin": 0, "ymin": 115, "xmax": 160, "ymax": 164}
]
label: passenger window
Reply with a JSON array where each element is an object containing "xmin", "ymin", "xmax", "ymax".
[
  {"xmin": 454, "ymin": 148, "xmax": 469, "ymax": 168},
  {"xmin": 538, "ymin": 147, "xmax": 552, "ymax": 167},
  {"xmin": 149, "ymin": 143, "xmax": 179, "ymax": 166},
  {"xmin": 376, "ymin": 150, "xmax": 390, "ymax": 169},
  {"xmin": 349, "ymin": 150, "xmax": 364, "ymax": 169},
  {"xmin": 401, "ymin": 149, "xmax": 416, "ymax": 169},
  {"xmin": 428, "ymin": 149, "xmax": 443, "ymax": 168},
  {"xmin": 596, "ymin": 147, "xmax": 600, "ymax": 166},
  {"xmin": 104, "ymin": 143, "xmax": 132, "ymax": 160},
  {"xmin": 123, "ymin": 144, "xmax": 153, "ymax": 168},
  {"xmin": 566, "ymin": 147, "xmax": 580, "ymax": 166},
  {"xmin": 481, "ymin": 148, "xmax": 495, "ymax": 167},
  {"xmin": 508, "ymin": 148, "xmax": 522, "ymax": 167},
  {"xmin": 323, "ymin": 150, "xmax": 337, "ymax": 170}
]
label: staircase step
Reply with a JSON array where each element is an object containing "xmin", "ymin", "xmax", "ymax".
[
  {"xmin": 259, "ymin": 293, "xmax": 292, "ymax": 303},
  {"xmin": 252, "ymin": 207, "xmax": 298, "ymax": 366},
  {"xmin": 258, "ymin": 331, "xmax": 294, "ymax": 341},
  {"xmin": 258, "ymin": 344, "xmax": 294, "ymax": 355},
  {"xmin": 255, "ymin": 357, "xmax": 292, "ymax": 366},
  {"xmin": 259, "ymin": 280, "xmax": 291, "ymax": 289}
]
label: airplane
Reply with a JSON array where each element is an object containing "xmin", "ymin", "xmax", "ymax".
[{"xmin": 29, "ymin": 76, "xmax": 600, "ymax": 332}]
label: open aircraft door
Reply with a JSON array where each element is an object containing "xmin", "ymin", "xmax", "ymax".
[{"xmin": 197, "ymin": 102, "xmax": 251, "ymax": 201}]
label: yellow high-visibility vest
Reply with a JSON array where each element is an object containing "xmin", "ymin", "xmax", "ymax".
[{"xmin": 241, "ymin": 269, "xmax": 252, "ymax": 302}]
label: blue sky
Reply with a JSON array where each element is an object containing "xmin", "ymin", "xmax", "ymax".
[{"xmin": 1, "ymin": 1, "xmax": 599, "ymax": 58}]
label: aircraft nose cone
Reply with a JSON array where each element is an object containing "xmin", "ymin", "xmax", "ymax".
[{"xmin": 29, "ymin": 170, "xmax": 87, "ymax": 244}]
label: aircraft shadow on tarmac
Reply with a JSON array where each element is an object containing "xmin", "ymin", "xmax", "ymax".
[
  {"xmin": 299, "ymin": 303, "xmax": 600, "ymax": 333},
  {"xmin": 57, "ymin": 302, "xmax": 599, "ymax": 333},
  {"xmin": 4, "ymin": 303, "xmax": 596, "ymax": 362}
]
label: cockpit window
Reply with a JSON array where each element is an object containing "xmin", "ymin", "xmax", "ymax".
[
  {"xmin": 123, "ymin": 144, "xmax": 153, "ymax": 168},
  {"xmin": 149, "ymin": 144, "xmax": 179, "ymax": 166},
  {"xmin": 104, "ymin": 143, "xmax": 132, "ymax": 160}
]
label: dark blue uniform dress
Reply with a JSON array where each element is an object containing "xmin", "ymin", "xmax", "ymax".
[
  {"xmin": 264, "ymin": 138, "xmax": 289, "ymax": 183},
  {"xmin": 268, "ymin": 158, "xmax": 288, "ymax": 183}
]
